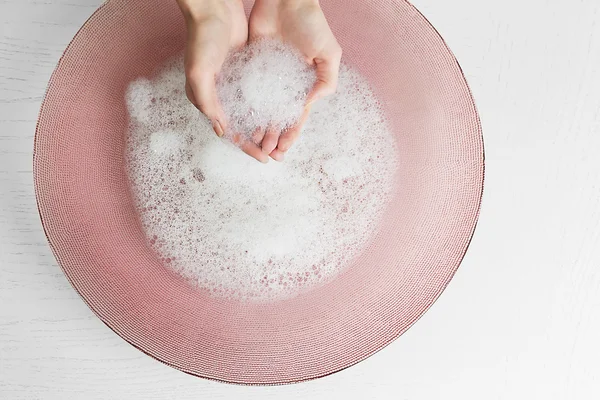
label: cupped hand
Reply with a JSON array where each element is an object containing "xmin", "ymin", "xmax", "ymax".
[
  {"xmin": 249, "ymin": 0, "xmax": 342, "ymax": 161},
  {"xmin": 177, "ymin": 0, "xmax": 270, "ymax": 163}
]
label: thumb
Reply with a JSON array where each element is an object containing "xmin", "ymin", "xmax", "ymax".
[
  {"xmin": 306, "ymin": 49, "xmax": 342, "ymax": 105},
  {"xmin": 186, "ymin": 72, "xmax": 227, "ymax": 137}
]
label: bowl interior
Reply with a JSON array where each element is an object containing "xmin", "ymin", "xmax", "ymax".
[{"xmin": 34, "ymin": 0, "xmax": 483, "ymax": 384}]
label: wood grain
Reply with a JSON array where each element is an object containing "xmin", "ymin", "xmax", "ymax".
[{"xmin": 1, "ymin": 0, "xmax": 599, "ymax": 398}]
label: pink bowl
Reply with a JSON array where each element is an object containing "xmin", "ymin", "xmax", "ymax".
[{"xmin": 34, "ymin": 0, "xmax": 484, "ymax": 384}]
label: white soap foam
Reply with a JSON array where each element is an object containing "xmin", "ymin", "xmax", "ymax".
[
  {"xmin": 149, "ymin": 130, "xmax": 184, "ymax": 156},
  {"xmin": 125, "ymin": 40, "xmax": 398, "ymax": 301},
  {"xmin": 217, "ymin": 39, "xmax": 315, "ymax": 138}
]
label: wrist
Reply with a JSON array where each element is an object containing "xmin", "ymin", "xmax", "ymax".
[
  {"xmin": 254, "ymin": 0, "xmax": 319, "ymax": 6},
  {"xmin": 176, "ymin": 0, "xmax": 229, "ymax": 22}
]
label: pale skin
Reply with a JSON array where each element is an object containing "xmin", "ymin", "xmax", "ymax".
[{"xmin": 176, "ymin": 0, "xmax": 342, "ymax": 162}]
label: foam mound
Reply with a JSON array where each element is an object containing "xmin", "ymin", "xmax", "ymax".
[
  {"xmin": 217, "ymin": 39, "xmax": 316, "ymax": 138},
  {"xmin": 125, "ymin": 40, "xmax": 398, "ymax": 301}
]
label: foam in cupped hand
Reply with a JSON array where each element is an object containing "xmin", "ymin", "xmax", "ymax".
[
  {"xmin": 216, "ymin": 39, "xmax": 316, "ymax": 140},
  {"xmin": 125, "ymin": 39, "xmax": 399, "ymax": 302}
]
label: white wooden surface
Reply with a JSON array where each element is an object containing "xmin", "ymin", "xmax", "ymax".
[{"xmin": 1, "ymin": 0, "xmax": 599, "ymax": 398}]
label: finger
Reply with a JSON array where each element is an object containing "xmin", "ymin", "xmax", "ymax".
[
  {"xmin": 240, "ymin": 138, "xmax": 270, "ymax": 163},
  {"xmin": 269, "ymin": 148, "xmax": 285, "ymax": 162},
  {"xmin": 307, "ymin": 46, "xmax": 342, "ymax": 105},
  {"xmin": 277, "ymin": 104, "xmax": 312, "ymax": 152},
  {"xmin": 261, "ymin": 125, "xmax": 279, "ymax": 154},
  {"xmin": 231, "ymin": 133, "xmax": 268, "ymax": 163},
  {"xmin": 185, "ymin": 81, "xmax": 198, "ymax": 108},
  {"xmin": 252, "ymin": 127, "xmax": 266, "ymax": 146},
  {"xmin": 277, "ymin": 126, "xmax": 300, "ymax": 154},
  {"xmin": 187, "ymin": 72, "xmax": 227, "ymax": 137},
  {"xmin": 186, "ymin": 80, "xmax": 223, "ymax": 138}
]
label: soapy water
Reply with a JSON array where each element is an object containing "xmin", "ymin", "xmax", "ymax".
[{"xmin": 125, "ymin": 40, "xmax": 398, "ymax": 301}]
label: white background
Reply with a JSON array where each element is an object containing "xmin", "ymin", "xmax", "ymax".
[{"xmin": 1, "ymin": 0, "xmax": 599, "ymax": 398}]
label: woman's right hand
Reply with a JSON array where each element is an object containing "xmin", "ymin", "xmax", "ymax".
[{"xmin": 177, "ymin": 0, "xmax": 270, "ymax": 163}]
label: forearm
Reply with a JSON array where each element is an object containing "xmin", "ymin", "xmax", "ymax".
[
  {"xmin": 176, "ymin": 0, "xmax": 230, "ymax": 22},
  {"xmin": 254, "ymin": 0, "xmax": 319, "ymax": 5}
]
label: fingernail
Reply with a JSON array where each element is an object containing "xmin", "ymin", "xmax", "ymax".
[
  {"xmin": 272, "ymin": 152, "xmax": 284, "ymax": 162},
  {"xmin": 213, "ymin": 119, "xmax": 224, "ymax": 137}
]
